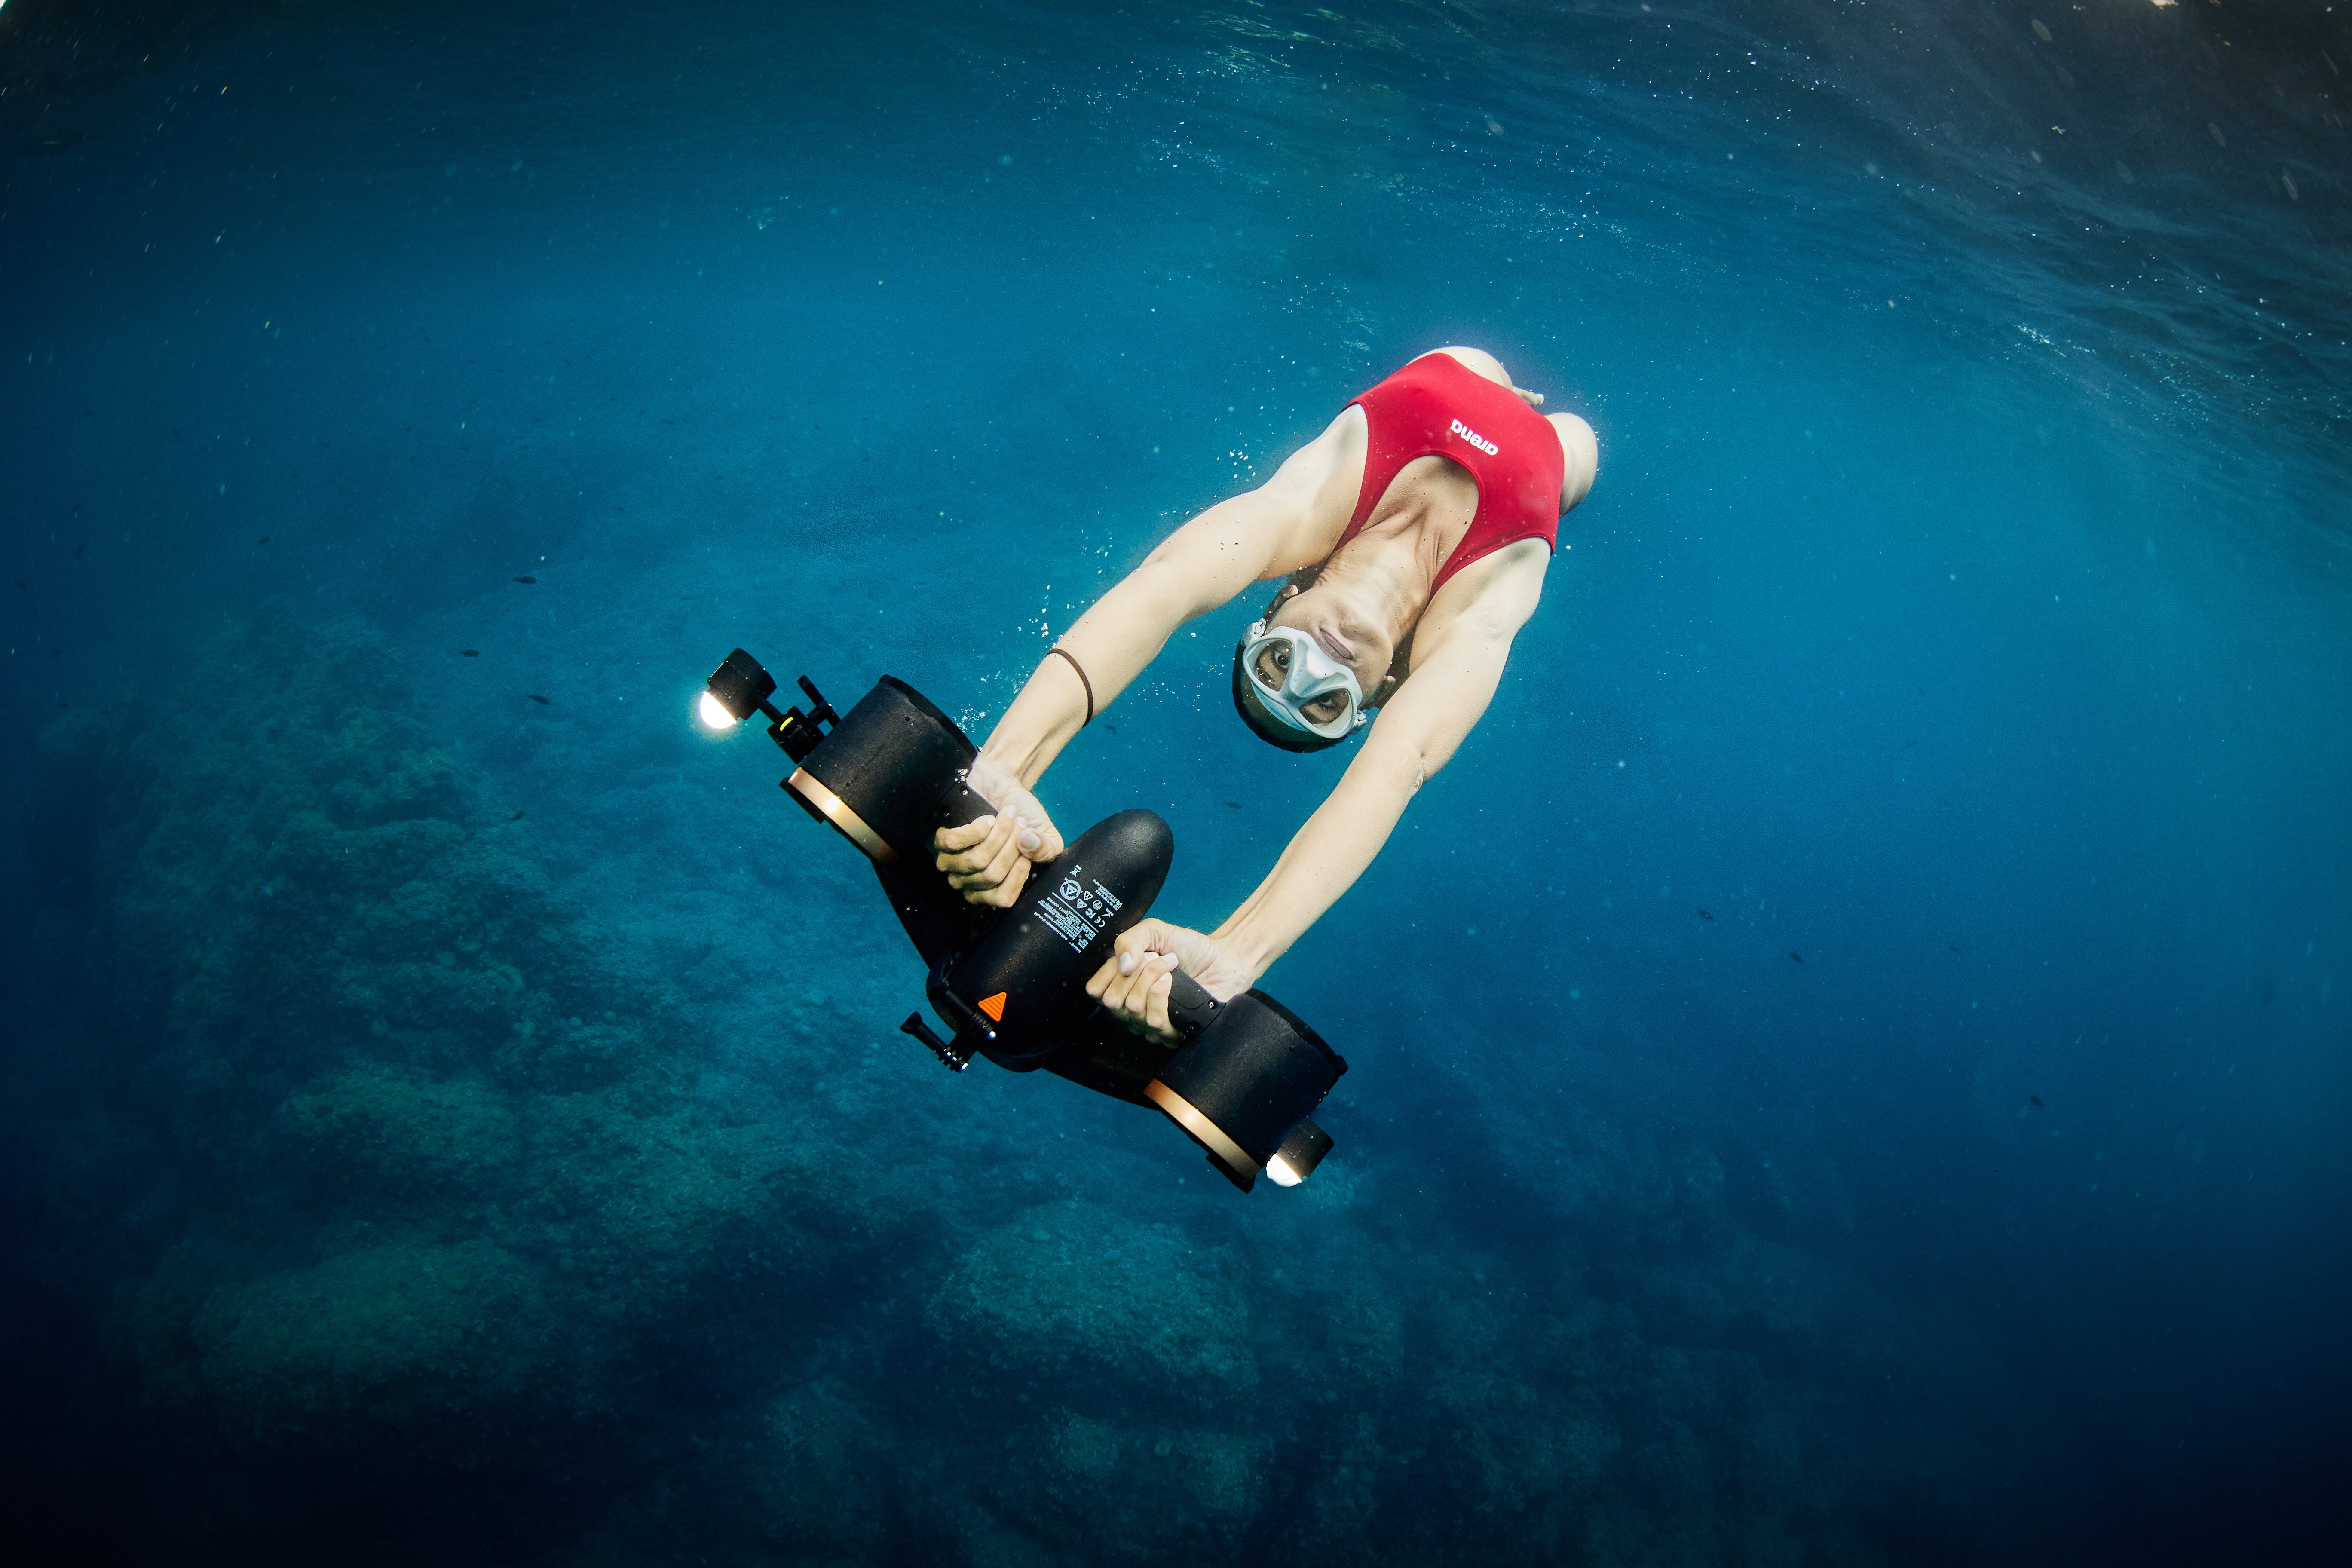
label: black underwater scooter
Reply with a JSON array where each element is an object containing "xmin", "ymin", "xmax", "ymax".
[{"xmin": 699, "ymin": 648, "xmax": 1345, "ymax": 1193}]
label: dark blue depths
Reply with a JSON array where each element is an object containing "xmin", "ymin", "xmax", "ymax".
[{"xmin": 2, "ymin": 1, "xmax": 2348, "ymax": 1563}]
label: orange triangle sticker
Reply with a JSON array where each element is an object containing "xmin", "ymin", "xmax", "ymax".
[{"xmin": 977, "ymin": 992, "xmax": 1006, "ymax": 1023}]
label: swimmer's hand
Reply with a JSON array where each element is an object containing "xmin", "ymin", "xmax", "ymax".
[
  {"xmin": 1086, "ymin": 919, "xmax": 1256, "ymax": 1048},
  {"xmin": 931, "ymin": 754, "xmax": 1064, "ymax": 907}
]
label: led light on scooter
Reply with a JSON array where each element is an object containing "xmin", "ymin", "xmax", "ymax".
[{"xmin": 1266, "ymin": 1118, "xmax": 1333, "ymax": 1186}]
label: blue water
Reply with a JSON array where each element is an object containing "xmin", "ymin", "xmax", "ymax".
[{"xmin": 4, "ymin": 0, "xmax": 2348, "ymax": 1562}]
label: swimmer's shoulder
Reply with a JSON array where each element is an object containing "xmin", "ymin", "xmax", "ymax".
[{"xmin": 1547, "ymin": 412, "xmax": 1598, "ymax": 512}]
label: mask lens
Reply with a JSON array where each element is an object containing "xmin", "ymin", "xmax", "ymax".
[
  {"xmin": 1252, "ymin": 643, "xmax": 1290, "ymax": 691},
  {"xmin": 1301, "ymin": 692, "xmax": 1346, "ymax": 725}
]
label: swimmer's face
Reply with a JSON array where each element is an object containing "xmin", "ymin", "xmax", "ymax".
[
  {"xmin": 1249, "ymin": 639, "xmax": 1353, "ymax": 728},
  {"xmin": 1268, "ymin": 579, "xmax": 1393, "ymax": 701}
]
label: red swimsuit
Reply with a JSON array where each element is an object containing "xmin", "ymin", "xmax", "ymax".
[{"xmin": 1341, "ymin": 352, "xmax": 1566, "ymax": 595}]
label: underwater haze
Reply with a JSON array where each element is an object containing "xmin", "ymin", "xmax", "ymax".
[{"xmin": 4, "ymin": 0, "xmax": 2349, "ymax": 1562}]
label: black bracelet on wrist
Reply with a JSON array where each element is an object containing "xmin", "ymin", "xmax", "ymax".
[{"xmin": 1046, "ymin": 646, "xmax": 1094, "ymax": 727}]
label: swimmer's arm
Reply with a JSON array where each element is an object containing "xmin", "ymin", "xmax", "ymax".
[
  {"xmin": 974, "ymin": 422, "xmax": 1353, "ymax": 788},
  {"xmin": 1209, "ymin": 548, "xmax": 1548, "ymax": 983},
  {"xmin": 943, "ymin": 412, "xmax": 1355, "ymax": 910}
]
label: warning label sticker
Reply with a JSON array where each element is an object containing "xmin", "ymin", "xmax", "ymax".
[{"xmin": 1031, "ymin": 863, "xmax": 1125, "ymax": 954}]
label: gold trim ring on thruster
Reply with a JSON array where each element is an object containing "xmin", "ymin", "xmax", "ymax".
[
  {"xmin": 1145, "ymin": 1078, "xmax": 1262, "ymax": 1182},
  {"xmin": 786, "ymin": 767, "xmax": 899, "ymax": 865}
]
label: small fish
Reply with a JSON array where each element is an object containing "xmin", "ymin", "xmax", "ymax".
[
  {"xmin": 1948, "ymin": 945, "xmax": 1963, "ymax": 954},
  {"xmin": 508, "ymin": 810, "xmax": 526, "ymax": 821},
  {"xmin": 527, "ymin": 694, "xmax": 550, "ymax": 705},
  {"xmin": 172, "ymin": 429, "xmax": 180, "ymax": 438},
  {"xmin": 1904, "ymin": 739, "xmax": 1917, "ymax": 749},
  {"xmin": 1224, "ymin": 801, "xmax": 1243, "ymax": 809},
  {"xmin": 74, "ymin": 542, "xmax": 86, "ymax": 557},
  {"xmin": 2030, "ymin": 1096, "xmax": 2046, "ymax": 1107},
  {"xmin": 1698, "ymin": 910, "xmax": 1715, "ymax": 922},
  {"xmin": 1788, "ymin": 951, "xmax": 1805, "ymax": 965},
  {"xmin": 460, "ymin": 649, "xmax": 479, "ymax": 657},
  {"xmin": 514, "ymin": 575, "xmax": 536, "ymax": 584},
  {"xmin": 255, "ymin": 535, "xmax": 269, "ymax": 545}
]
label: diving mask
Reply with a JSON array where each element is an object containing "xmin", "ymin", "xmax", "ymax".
[{"xmin": 1236, "ymin": 620, "xmax": 1368, "ymax": 742}]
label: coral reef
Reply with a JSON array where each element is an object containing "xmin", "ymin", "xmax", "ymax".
[
  {"xmin": 3, "ymin": 605, "xmax": 2043, "ymax": 1565},
  {"xmin": 193, "ymin": 1239, "xmax": 559, "ymax": 1448},
  {"xmin": 12, "ymin": 605, "xmax": 887, "ymax": 1546},
  {"xmin": 926, "ymin": 1199, "xmax": 1259, "ymax": 1401}
]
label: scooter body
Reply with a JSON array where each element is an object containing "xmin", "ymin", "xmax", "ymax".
[{"xmin": 702, "ymin": 651, "xmax": 1344, "ymax": 1192}]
